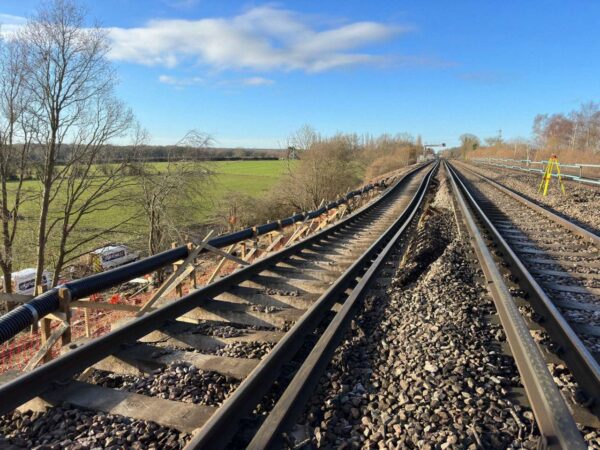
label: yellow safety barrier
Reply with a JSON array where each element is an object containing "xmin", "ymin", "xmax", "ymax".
[{"xmin": 538, "ymin": 154, "xmax": 565, "ymax": 196}]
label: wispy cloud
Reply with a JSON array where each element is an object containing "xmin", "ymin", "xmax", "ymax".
[
  {"xmin": 0, "ymin": 13, "xmax": 26, "ymax": 35},
  {"xmin": 158, "ymin": 74, "xmax": 204, "ymax": 86},
  {"xmin": 242, "ymin": 77, "xmax": 274, "ymax": 86},
  {"xmin": 108, "ymin": 6, "xmax": 407, "ymax": 73},
  {"xmin": 159, "ymin": 74, "xmax": 275, "ymax": 89}
]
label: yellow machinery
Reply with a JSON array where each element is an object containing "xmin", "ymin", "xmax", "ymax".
[{"xmin": 538, "ymin": 155, "xmax": 566, "ymax": 196}]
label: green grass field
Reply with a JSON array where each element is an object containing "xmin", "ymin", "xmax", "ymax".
[
  {"xmin": 8, "ymin": 160, "xmax": 292, "ymax": 270},
  {"xmin": 206, "ymin": 160, "xmax": 292, "ymax": 209}
]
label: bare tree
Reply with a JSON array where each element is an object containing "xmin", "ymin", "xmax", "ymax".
[
  {"xmin": 136, "ymin": 130, "xmax": 212, "ymax": 256},
  {"xmin": 362, "ymin": 134, "xmax": 417, "ymax": 179},
  {"xmin": 0, "ymin": 37, "xmax": 35, "ymax": 293},
  {"xmin": 279, "ymin": 134, "xmax": 361, "ymax": 211},
  {"xmin": 19, "ymin": 0, "xmax": 134, "ymax": 287},
  {"xmin": 176, "ymin": 129, "xmax": 213, "ymax": 149},
  {"xmin": 49, "ymin": 97, "xmax": 134, "ymax": 284},
  {"xmin": 569, "ymin": 102, "xmax": 600, "ymax": 154},
  {"xmin": 287, "ymin": 124, "xmax": 320, "ymax": 155},
  {"xmin": 459, "ymin": 133, "xmax": 480, "ymax": 158},
  {"xmin": 532, "ymin": 103, "xmax": 600, "ymax": 155}
]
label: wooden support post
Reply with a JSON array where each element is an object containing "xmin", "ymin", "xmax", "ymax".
[
  {"xmin": 204, "ymin": 243, "xmax": 250, "ymax": 266},
  {"xmin": 136, "ymin": 231, "xmax": 214, "ymax": 316},
  {"xmin": 186, "ymin": 242, "xmax": 197, "ymax": 289},
  {"xmin": 189, "ymin": 267, "xmax": 197, "ymax": 289},
  {"xmin": 262, "ymin": 234, "xmax": 284, "ymax": 256},
  {"xmin": 35, "ymin": 284, "xmax": 52, "ymax": 364},
  {"xmin": 39, "ymin": 317, "xmax": 52, "ymax": 364},
  {"xmin": 243, "ymin": 228, "xmax": 261, "ymax": 262},
  {"xmin": 58, "ymin": 287, "xmax": 72, "ymax": 347},
  {"xmin": 285, "ymin": 215, "xmax": 312, "ymax": 248},
  {"xmin": 171, "ymin": 243, "xmax": 183, "ymax": 298},
  {"xmin": 206, "ymin": 244, "xmax": 236, "ymax": 284},
  {"xmin": 25, "ymin": 322, "xmax": 68, "ymax": 371},
  {"xmin": 338, "ymin": 204, "xmax": 348, "ymax": 220},
  {"xmin": 84, "ymin": 308, "xmax": 91, "ymax": 338}
]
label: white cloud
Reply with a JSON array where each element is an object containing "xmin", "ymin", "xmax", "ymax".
[
  {"xmin": 242, "ymin": 77, "xmax": 274, "ymax": 86},
  {"xmin": 159, "ymin": 74, "xmax": 274, "ymax": 89},
  {"xmin": 108, "ymin": 6, "xmax": 406, "ymax": 73},
  {"xmin": 0, "ymin": 13, "xmax": 26, "ymax": 35},
  {"xmin": 158, "ymin": 74, "xmax": 204, "ymax": 86},
  {"xmin": 0, "ymin": 13, "xmax": 26, "ymax": 24}
]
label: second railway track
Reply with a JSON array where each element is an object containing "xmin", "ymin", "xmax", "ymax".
[
  {"xmin": 448, "ymin": 162, "xmax": 600, "ymax": 386},
  {"xmin": 447, "ymin": 161, "xmax": 600, "ymax": 448}
]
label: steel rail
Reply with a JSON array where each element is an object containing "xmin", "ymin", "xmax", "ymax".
[
  {"xmin": 0, "ymin": 164, "xmax": 422, "ymax": 345},
  {"xmin": 448, "ymin": 162, "xmax": 600, "ymax": 405},
  {"xmin": 185, "ymin": 162, "xmax": 438, "ymax": 450},
  {"xmin": 446, "ymin": 161, "xmax": 587, "ymax": 450},
  {"xmin": 0, "ymin": 163, "xmax": 430, "ymax": 416},
  {"xmin": 244, "ymin": 161, "xmax": 436, "ymax": 450},
  {"xmin": 456, "ymin": 162, "xmax": 600, "ymax": 245}
]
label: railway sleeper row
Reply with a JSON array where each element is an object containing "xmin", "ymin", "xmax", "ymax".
[{"xmin": 0, "ymin": 164, "xmax": 435, "ymax": 449}]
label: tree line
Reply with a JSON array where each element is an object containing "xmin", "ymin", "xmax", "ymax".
[
  {"xmin": 442, "ymin": 102, "xmax": 600, "ymax": 162},
  {"xmin": 215, "ymin": 126, "xmax": 421, "ymax": 229}
]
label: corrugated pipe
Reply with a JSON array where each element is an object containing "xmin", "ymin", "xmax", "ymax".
[{"xmin": 0, "ymin": 178, "xmax": 389, "ymax": 344}]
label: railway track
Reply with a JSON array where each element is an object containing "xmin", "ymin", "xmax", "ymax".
[
  {"xmin": 0, "ymin": 162, "xmax": 436, "ymax": 448},
  {"xmin": 447, "ymin": 161, "xmax": 600, "ymax": 448},
  {"xmin": 1, "ymin": 159, "xmax": 599, "ymax": 449}
]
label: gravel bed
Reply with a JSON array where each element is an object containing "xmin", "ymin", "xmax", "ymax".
[
  {"xmin": 527, "ymin": 261, "xmax": 600, "ymax": 276},
  {"xmin": 227, "ymin": 312, "xmax": 338, "ymax": 449},
  {"xmin": 466, "ymin": 162, "xmax": 600, "ymax": 234},
  {"xmin": 191, "ymin": 320, "xmax": 274, "ymax": 337},
  {"xmin": 210, "ymin": 341, "xmax": 275, "ymax": 359},
  {"xmin": 0, "ymin": 407, "xmax": 188, "ymax": 449},
  {"xmin": 92, "ymin": 362, "xmax": 239, "ymax": 406},
  {"xmin": 536, "ymin": 273, "xmax": 598, "ymax": 289},
  {"xmin": 251, "ymin": 304, "xmax": 283, "ymax": 313},
  {"xmin": 560, "ymin": 308, "xmax": 600, "ymax": 326},
  {"xmin": 264, "ymin": 288, "xmax": 301, "ymax": 297},
  {"xmin": 289, "ymin": 174, "xmax": 544, "ymax": 449},
  {"xmin": 580, "ymin": 335, "xmax": 600, "ymax": 354}
]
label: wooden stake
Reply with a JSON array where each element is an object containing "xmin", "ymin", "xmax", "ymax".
[
  {"xmin": 84, "ymin": 308, "xmax": 91, "ymax": 338},
  {"xmin": 206, "ymin": 244, "xmax": 236, "ymax": 284},
  {"xmin": 35, "ymin": 284, "xmax": 53, "ymax": 364},
  {"xmin": 58, "ymin": 287, "xmax": 72, "ymax": 347},
  {"xmin": 136, "ymin": 231, "xmax": 214, "ymax": 316},
  {"xmin": 39, "ymin": 317, "xmax": 52, "ymax": 363},
  {"xmin": 25, "ymin": 322, "xmax": 68, "ymax": 371}
]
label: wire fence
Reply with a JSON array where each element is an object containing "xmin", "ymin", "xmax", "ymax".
[
  {"xmin": 0, "ymin": 292, "xmax": 146, "ymax": 373},
  {"xmin": 470, "ymin": 157, "xmax": 600, "ymax": 186}
]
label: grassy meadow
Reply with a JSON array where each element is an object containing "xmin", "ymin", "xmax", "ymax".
[{"xmin": 8, "ymin": 160, "xmax": 292, "ymax": 270}]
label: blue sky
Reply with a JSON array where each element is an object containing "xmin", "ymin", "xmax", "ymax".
[{"xmin": 1, "ymin": 1, "xmax": 599, "ymax": 148}]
